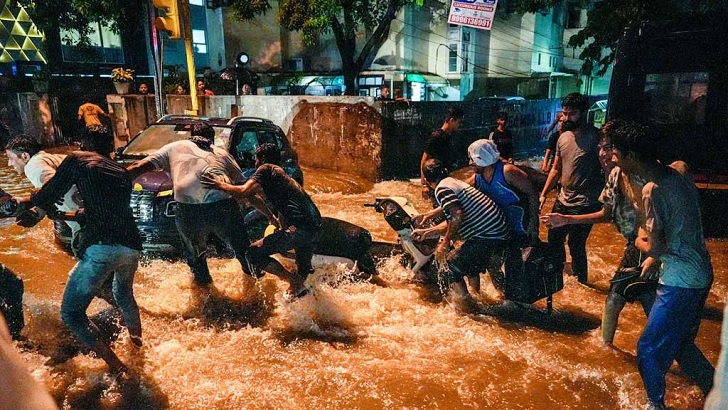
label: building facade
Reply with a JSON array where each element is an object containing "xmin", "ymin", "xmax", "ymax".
[{"xmin": 221, "ymin": 0, "xmax": 611, "ymax": 100}]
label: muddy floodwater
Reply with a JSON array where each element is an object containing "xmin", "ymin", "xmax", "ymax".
[{"xmin": 0, "ymin": 155, "xmax": 726, "ymax": 409}]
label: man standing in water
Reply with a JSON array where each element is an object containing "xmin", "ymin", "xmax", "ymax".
[
  {"xmin": 15, "ymin": 126, "xmax": 142, "ymax": 374},
  {"xmin": 420, "ymin": 107, "xmax": 465, "ymax": 203},
  {"xmin": 465, "ymin": 139, "xmax": 539, "ymax": 294},
  {"xmin": 202, "ymin": 143, "xmax": 321, "ymax": 299},
  {"xmin": 127, "ymin": 122, "xmax": 250, "ymax": 286},
  {"xmin": 539, "ymin": 93, "xmax": 602, "ymax": 284},
  {"xmin": 411, "ymin": 159, "xmax": 512, "ymax": 301},
  {"xmin": 607, "ymin": 123, "xmax": 714, "ymax": 409},
  {"xmin": 5, "ymin": 134, "xmax": 81, "ymax": 235}
]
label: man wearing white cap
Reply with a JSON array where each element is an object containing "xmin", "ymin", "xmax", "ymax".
[
  {"xmin": 465, "ymin": 139, "xmax": 540, "ymax": 294},
  {"xmin": 466, "ymin": 139, "xmax": 539, "ymax": 243}
]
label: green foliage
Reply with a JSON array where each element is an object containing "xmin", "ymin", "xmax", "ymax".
[
  {"xmin": 111, "ymin": 67, "xmax": 134, "ymax": 83},
  {"xmin": 162, "ymin": 65, "xmax": 188, "ymax": 94},
  {"xmin": 14, "ymin": 0, "xmax": 145, "ymax": 48},
  {"xmin": 515, "ymin": 0, "xmax": 728, "ymax": 77},
  {"xmin": 230, "ymin": 0, "xmax": 272, "ymax": 21},
  {"xmin": 230, "ymin": 0, "xmax": 432, "ymax": 94}
]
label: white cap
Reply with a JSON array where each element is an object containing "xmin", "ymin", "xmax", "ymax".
[{"xmin": 468, "ymin": 139, "xmax": 500, "ymax": 167}]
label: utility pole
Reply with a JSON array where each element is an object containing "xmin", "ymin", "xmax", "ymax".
[
  {"xmin": 148, "ymin": 0, "xmax": 165, "ymax": 118},
  {"xmin": 180, "ymin": 0, "xmax": 198, "ymax": 114},
  {"xmin": 153, "ymin": 0, "xmax": 197, "ymax": 115}
]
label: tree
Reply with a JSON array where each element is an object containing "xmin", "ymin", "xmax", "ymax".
[
  {"xmin": 13, "ymin": 0, "xmax": 145, "ymax": 50},
  {"xmin": 515, "ymin": 0, "xmax": 728, "ymax": 77},
  {"xmin": 230, "ymin": 0, "xmax": 429, "ymax": 95}
]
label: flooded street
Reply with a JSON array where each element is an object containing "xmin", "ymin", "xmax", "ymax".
[{"xmin": 1, "ymin": 156, "xmax": 727, "ymax": 409}]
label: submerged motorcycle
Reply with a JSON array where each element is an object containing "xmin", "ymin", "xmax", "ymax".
[
  {"xmin": 366, "ymin": 196, "xmax": 563, "ymax": 311},
  {"xmin": 252, "ymin": 215, "xmax": 379, "ymax": 278}
]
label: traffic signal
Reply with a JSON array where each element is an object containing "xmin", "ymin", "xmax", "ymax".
[{"xmin": 154, "ymin": 0, "xmax": 182, "ymax": 39}]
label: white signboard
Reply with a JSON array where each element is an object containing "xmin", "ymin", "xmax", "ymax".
[{"xmin": 448, "ymin": 0, "xmax": 498, "ymax": 30}]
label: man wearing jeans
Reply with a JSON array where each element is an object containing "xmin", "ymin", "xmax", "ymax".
[
  {"xmin": 539, "ymin": 93, "xmax": 603, "ymax": 284},
  {"xmin": 610, "ymin": 122, "xmax": 714, "ymax": 409},
  {"xmin": 18, "ymin": 126, "xmax": 142, "ymax": 374}
]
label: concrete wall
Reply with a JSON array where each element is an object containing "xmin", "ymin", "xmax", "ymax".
[
  {"xmin": 110, "ymin": 94, "xmax": 581, "ymax": 181},
  {"xmin": 0, "ymin": 93, "xmax": 59, "ymax": 146}
]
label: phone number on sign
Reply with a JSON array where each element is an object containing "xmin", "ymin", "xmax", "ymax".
[{"xmin": 449, "ymin": 15, "xmax": 491, "ymax": 27}]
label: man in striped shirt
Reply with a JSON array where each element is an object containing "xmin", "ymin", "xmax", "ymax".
[
  {"xmin": 16, "ymin": 126, "xmax": 142, "ymax": 375},
  {"xmin": 412, "ymin": 159, "xmax": 512, "ymax": 299}
]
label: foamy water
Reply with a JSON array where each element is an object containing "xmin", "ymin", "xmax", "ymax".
[{"xmin": 0, "ymin": 164, "xmax": 726, "ymax": 409}]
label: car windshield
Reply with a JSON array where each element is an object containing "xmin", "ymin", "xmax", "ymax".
[{"xmin": 122, "ymin": 124, "xmax": 231, "ymax": 156}]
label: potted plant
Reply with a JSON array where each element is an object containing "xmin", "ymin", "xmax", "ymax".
[{"xmin": 111, "ymin": 67, "xmax": 134, "ymax": 95}]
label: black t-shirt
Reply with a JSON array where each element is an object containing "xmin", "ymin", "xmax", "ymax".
[
  {"xmin": 424, "ymin": 129, "xmax": 455, "ymax": 169},
  {"xmin": 251, "ymin": 164, "xmax": 322, "ymax": 229},
  {"xmin": 31, "ymin": 151, "xmax": 142, "ymax": 251},
  {"xmin": 489, "ymin": 128, "xmax": 514, "ymax": 160},
  {"xmin": 547, "ymin": 131, "xmax": 560, "ymax": 152}
]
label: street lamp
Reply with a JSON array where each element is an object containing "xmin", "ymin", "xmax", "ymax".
[{"xmin": 235, "ymin": 52, "xmax": 249, "ymax": 96}]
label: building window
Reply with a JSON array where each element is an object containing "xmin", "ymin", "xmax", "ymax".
[
  {"xmin": 448, "ymin": 44, "xmax": 458, "ymax": 72},
  {"xmin": 461, "ymin": 29, "xmax": 470, "ymax": 73},
  {"xmin": 566, "ymin": 4, "xmax": 583, "ymax": 29},
  {"xmin": 189, "ymin": 0, "xmax": 204, "ymax": 5},
  {"xmin": 60, "ymin": 23, "xmax": 124, "ymax": 63},
  {"xmin": 192, "ymin": 29, "xmax": 207, "ymax": 53}
]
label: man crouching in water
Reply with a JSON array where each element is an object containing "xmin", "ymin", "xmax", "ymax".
[
  {"xmin": 202, "ymin": 143, "xmax": 321, "ymax": 299},
  {"xmin": 411, "ymin": 159, "xmax": 512, "ymax": 301},
  {"xmin": 15, "ymin": 126, "xmax": 143, "ymax": 375}
]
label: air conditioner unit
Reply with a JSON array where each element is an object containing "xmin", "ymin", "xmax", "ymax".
[{"xmin": 287, "ymin": 58, "xmax": 304, "ymax": 72}]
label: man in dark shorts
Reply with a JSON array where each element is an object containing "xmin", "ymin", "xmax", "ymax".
[
  {"xmin": 411, "ymin": 159, "xmax": 512, "ymax": 300},
  {"xmin": 419, "ymin": 107, "xmax": 464, "ymax": 202},
  {"xmin": 202, "ymin": 143, "xmax": 321, "ymax": 298}
]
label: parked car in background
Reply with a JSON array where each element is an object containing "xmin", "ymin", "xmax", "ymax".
[{"xmin": 55, "ymin": 115, "xmax": 303, "ymax": 254}]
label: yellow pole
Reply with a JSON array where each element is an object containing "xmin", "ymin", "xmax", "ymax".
[{"xmin": 180, "ymin": 0, "xmax": 198, "ymax": 114}]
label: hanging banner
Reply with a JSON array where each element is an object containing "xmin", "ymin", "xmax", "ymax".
[{"xmin": 448, "ymin": 0, "xmax": 498, "ymax": 30}]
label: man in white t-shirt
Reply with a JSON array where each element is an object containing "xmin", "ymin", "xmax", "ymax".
[
  {"xmin": 127, "ymin": 122, "xmax": 251, "ymax": 286},
  {"xmin": 5, "ymin": 134, "xmax": 81, "ymax": 234}
]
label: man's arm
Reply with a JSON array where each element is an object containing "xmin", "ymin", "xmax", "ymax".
[
  {"xmin": 503, "ymin": 164, "xmax": 539, "ymax": 237},
  {"xmin": 541, "ymin": 206, "xmax": 609, "ymax": 229},
  {"xmin": 434, "ymin": 205, "xmax": 462, "ymax": 265},
  {"xmin": 246, "ymin": 194, "xmax": 280, "ymax": 230},
  {"xmin": 126, "ymin": 160, "xmax": 158, "ymax": 180},
  {"xmin": 412, "ymin": 206, "xmax": 445, "ymax": 228},
  {"xmin": 541, "ymin": 148, "xmax": 553, "ymax": 172},
  {"xmin": 201, "ymin": 174, "xmax": 263, "ymax": 198},
  {"xmin": 30, "ymin": 157, "xmax": 78, "ymax": 213},
  {"xmin": 637, "ymin": 183, "xmax": 668, "ymax": 279},
  {"xmin": 96, "ymin": 105, "xmax": 110, "ymax": 118},
  {"xmin": 539, "ymin": 153, "xmax": 562, "ymax": 211},
  {"xmin": 419, "ymin": 152, "xmax": 431, "ymax": 200},
  {"xmin": 440, "ymin": 205, "xmax": 462, "ymax": 246}
]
